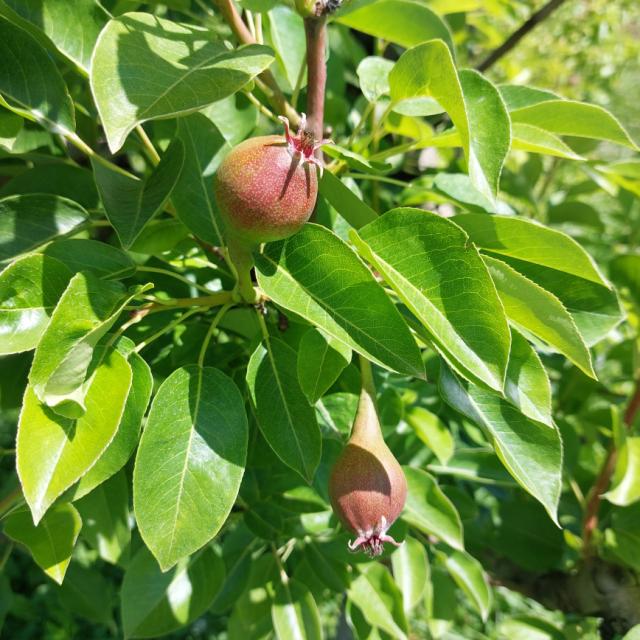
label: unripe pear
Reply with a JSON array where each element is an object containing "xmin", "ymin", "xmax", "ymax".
[
  {"xmin": 213, "ymin": 114, "xmax": 328, "ymax": 245},
  {"xmin": 329, "ymin": 382, "xmax": 407, "ymax": 556}
]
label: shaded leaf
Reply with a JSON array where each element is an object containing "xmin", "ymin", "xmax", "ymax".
[
  {"xmin": 43, "ymin": 239, "xmax": 136, "ymax": 280},
  {"xmin": 0, "ymin": 194, "xmax": 88, "ymax": 262},
  {"xmin": 172, "ymin": 113, "xmax": 230, "ymax": 245},
  {"xmin": 75, "ymin": 471, "xmax": 130, "ymax": 565},
  {"xmin": 297, "ymin": 328, "xmax": 352, "ymax": 404},
  {"xmin": 93, "ymin": 140, "xmax": 185, "ymax": 248},
  {"xmin": 121, "ymin": 545, "xmax": 224, "ymax": 639},
  {"xmin": 247, "ymin": 338, "xmax": 321, "ymax": 482}
]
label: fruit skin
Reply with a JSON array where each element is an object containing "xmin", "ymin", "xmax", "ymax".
[
  {"xmin": 329, "ymin": 383, "xmax": 407, "ymax": 556},
  {"xmin": 214, "ymin": 116, "xmax": 326, "ymax": 245}
]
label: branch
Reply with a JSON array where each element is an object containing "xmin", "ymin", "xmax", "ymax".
[
  {"xmin": 490, "ymin": 558, "xmax": 640, "ymax": 635},
  {"xmin": 476, "ymin": 0, "xmax": 570, "ymax": 73},
  {"xmin": 582, "ymin": 379, "xmax": 640, "ymax": 554},
  {"xmin": 303, "ymin": 15, "xmax": 328, "ymax": 142},
  {"xmin": 213, "ymin": 0, "xmax": 299, "ymax": 125}
]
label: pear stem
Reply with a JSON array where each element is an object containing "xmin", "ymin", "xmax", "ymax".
[
  {"xmin": 227, "ymin": 236, "xmax": 259, "ymax": 303},
  {"xmin": 352, "ymin": 356, "xmax": 382, "ymax": 442}
]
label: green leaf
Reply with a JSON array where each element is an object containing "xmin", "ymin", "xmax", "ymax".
[
  {"xmin": 297, "ymin": 328, "xmax": 352, "ymax": 404},
  {"xmin": 271, "ymin": 579, "xmax": 323, "ymax": 640},
  {"xmin": 405, "ymin": 406, "xmax": 454, "ymax": 465},
  {"xmin": 336, "ymin": 0, "xmax": 453, "ymax": 53},
  {"xmin": 3, "ymin": 503, "xmax": 81, "ymax": 584},
  {"xmin": 91, "ymin": 12, "xmax": 275, "ymax": 152},
  {"xmin": 624, "ymin": 625, "xmax": 640, "ymax": 640},
  {"xmin": 483, "ymin": 255, "xmax": 593, "ymax": 377},
  {"xmin": 438, "ymin": 548, "xmax": 492, "ymax": 622},
  {"xmin": 0, "ymin": 194, "xmax": 89, "ymax": 262},
  {"xmin": 433, "ymin": 173, "xmax": 498, "ymax": 214},
  {"xmin": 505, "ymin": 328, "xmax": 552, "ymax": 426},
  {"xmin": 3, "ymin": 0, "xmax": 109, "ymax": 72},
  {"xmin": 75, "ymin": 471, "xmax": 130, "ymax": 565},
  {"xmin": 510, "ymin": 100, "xmax": 638, "ymax": 150},
  {"xmin": 121, "ymin": 545, "xmax": 225, "ymax": 639},
  {"xmin": 255, "ymin": 224, "xmax": 423, "ymax": 378},
  {"xmin": 266, "ymin": 6, "xmax": 306, "ymax": 93},
  {"xmin": 453, "ymin": 213, "xmax": 608, "ymax": 286},
  {"xmin": 28, "ymin": 272, "xmax": 143, "ymax": 416},
  {"xmin": 129, "ymin": 219, "xmax": 190, "ymax": 255},
  {"xmin": 0, "ymin": 254, "xmax": 73, "ymax": 354},
  {"xmin": 497, "ymin": 256, "xmax": 621, "ymax": 347},
  {"xmin": 497, "ymin": 616, "xmax": 564, "ymax": 640},
  {"xmin": 604, "ymin": 437, "xmax": 640, "ymax": 507},
  {"xmin": 43, "ymin": 239, "xmax": 136, "ymax": 280},
  {"xmin": 73, "ymin": 348, "xmax": 152, "ymax": 499},
  {"xmin": 247, "ymin": 338, "xmax": 321, "ymax": 482},
  {"xmin": 0, "ymin": 16, "xmax": 75, "ymax": 133},
  {"xmin": 402, "ymin": 467, "xmax": 464, "ymax": 550},
  {"xmin": 427, "ymin": 448, "xmax": 517, "ymax": 486},
  {"xmin": 439, "ymin": 363, "xmax": 562, "ymax": 523},
  {"xmin": 319, "ymin": 171, "xmax": 378, "ymax": 229},
  {"xmin": 352, "ymin": 208, "xmax": 510, "ymax": 391},
  {"xmin": 458, "ymin": 69, "xmax": 511, "ymax": 199},
  {"xmin": 499, "ymin": 85, "xmax": 560, "ymax": 111},
  {"xmin": 133, "ymin": 365, "xmax": 247, "ymax": 571},
  {"xmin": 357, "ymin": 56, "xmax": 393, "ymax": 103},
  {"xmin": 389, "ymin": 42, "xmax": 509, "ymax": 199},
  {"xmin": 511, "ymin": 123, "xmax": 585, "ymax": 160},
  {"xmin": 172, "ymin": 113, "xmax": 230, "ymax": 245},
  {"xmin": 347, "ymin": 563, "xmax": 408, "ymax": 640},
  {"xmin": 391, "ymin": 537, "xmax": 430, "ymax": 614},
  {"xmin": 454, "ymin": 214, "xmax": 622, "ymax": 346},
  {"xmin": 17, "ymin": 347, "xmax": 132, "ymax": 523},
  {"xmin": 92, "ymin": 141, "xmax": 185, "ymax": 248}
]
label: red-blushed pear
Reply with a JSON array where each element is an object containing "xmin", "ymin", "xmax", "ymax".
[
  {"xmin": 213, "ymin": 114, "xmax": 329, "ymax": 245},
  {"xmin": 329, "ymin": 371, "xmax": 407, "ymax": 556}
]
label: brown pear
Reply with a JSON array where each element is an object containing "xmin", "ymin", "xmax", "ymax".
[{"xmin": 328, "ymin": 382, "xmax": 407, "ymax": 556}]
